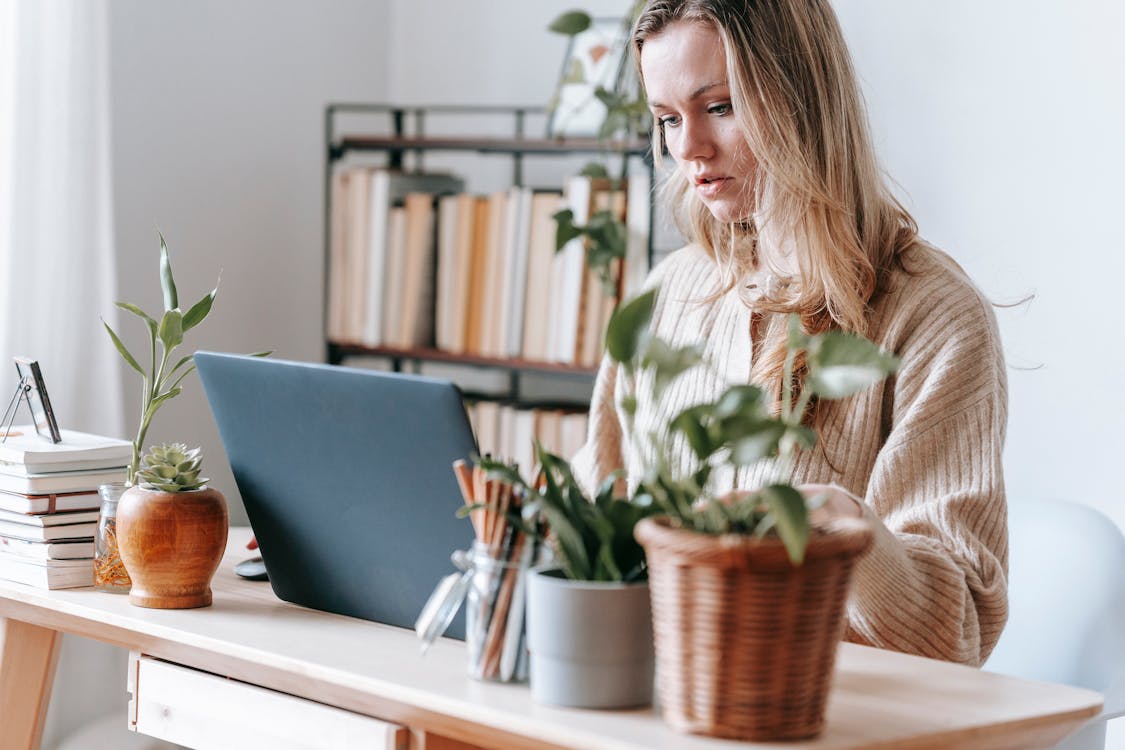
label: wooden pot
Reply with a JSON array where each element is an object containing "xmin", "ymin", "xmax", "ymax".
[{"xmin": 117, "ymin": 485, "xmax": 229, "ymax": 609}]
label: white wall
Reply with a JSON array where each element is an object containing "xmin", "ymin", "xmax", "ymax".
[
  {"xmin": 832, "ymin": 0, "xmax": 1125, "ymax": 530},
  {"xmin": 109, "ymin": 0, "xmax": 393, "ymax": 525}
]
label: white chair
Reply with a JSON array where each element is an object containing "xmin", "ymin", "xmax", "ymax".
[{"xmin": 985, "ymin": 498, "xmax": 1125, "ymax": 750}]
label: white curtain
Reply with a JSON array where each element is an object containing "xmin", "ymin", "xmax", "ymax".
[{"xmin": 0, "ymin": 1, "xmax": 138, "ymax": 747}]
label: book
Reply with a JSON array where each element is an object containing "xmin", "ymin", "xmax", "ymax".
[
  {"xmin": 0, "ymin": 426, "xmax": 131, "ymax": 471},
  {"xmin": 0, "ymin": 458, "xmax": 127, "ymax": 476},
  {"xmin": 381, "ymin": 205, "xmax": 409, "ymax": 346},
  {"xmin": 0, "ymin": 518, "xmax": 97, "ymax": 542},
  {"xmin": 345, "ymin": 166, "xmax": 373, "ymax": 342},
  {"xmin": 326, "ymin": 169, "xmax": 351, "ymax": 341},
  {"xmin": 550, "ymin": 176, "xmax": 595, "ymax": 363},
  {"xmin": 434, "ymin": 194, "xmax": 461, "ymax": 352},
  {"xmin": 0, "ymin": 553, "xmax": 94, "ymax": 589},
  {"xmin": 624, "ymin": 169, "xmax": 652, "ymax": 297},
  {"xmin": 463, "ymin": 196, "xmax": 493, "ymax": 355},
  {"xmin": 362, "ymin": 170, "xmax": 466, "ymax": 347},
  {"xmin": 397, "ymin": 192, "xmax": 438, "ymax": 348},
  {"xmin": 0, "ymin": 466, "xmax": 126, "ymax": 495},
  {"xmin": 0, "ymin": 508, "xmax": 100, "ymax": 526},
  {"xmin": 520, "ymin": 192, "xmax": 565, "ymax": 361},
  {"xmin": 0, "ymin": 536, "xmax": 94, "ymax": 561},
  {"xmin": 0, "ymin": 489, "xmax": 101, "ymax": 515},
  {"xmin": 501, "ymin": 187, "xmax": 534, "ymax": 358}
]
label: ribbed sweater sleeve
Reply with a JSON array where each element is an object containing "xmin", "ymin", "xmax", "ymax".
[
  {"xmin": 572, "ymin": 243, "xmax": 1009, "ymax": 667},
  {"xmin": 843, "ymin": 255, "xmax": 1008, "ymax": 666}
]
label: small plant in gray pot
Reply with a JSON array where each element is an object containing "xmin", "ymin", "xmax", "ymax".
[{"xmin": 477, "ymin": 447, "xmax": 660, "ymax": 709}]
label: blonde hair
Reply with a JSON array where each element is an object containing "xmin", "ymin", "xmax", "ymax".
[{"xmin": 633, "ymin": 0, "xmax": 918, "ymax": 414}]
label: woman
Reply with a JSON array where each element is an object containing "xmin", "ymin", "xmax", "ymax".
[{"xmin": 573, "ymin": 0, "xmax": 1007, "ymax": 666}]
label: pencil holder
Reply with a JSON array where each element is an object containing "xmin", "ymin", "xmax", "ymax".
[{"xmin": 464, "ymin": 540, "xmax": 543, "ymax": 683}]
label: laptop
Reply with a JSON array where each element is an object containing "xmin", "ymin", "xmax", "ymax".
[{"xmin": 195, "ymin": 352, "xmax": 476, "ymax": 639}]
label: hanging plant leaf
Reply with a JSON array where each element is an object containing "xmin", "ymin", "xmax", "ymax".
[
  {"xmin": 548, "ymin": 10, "xmax": 592, "ymax": 36},
  {"xmin": 605, "ymin": 288, "xmax": 656, "ymax": 364}
]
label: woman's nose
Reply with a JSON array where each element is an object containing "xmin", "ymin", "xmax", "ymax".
[{"xmin": 673, "ymin": 117, "xmax": 715, "ymax": 162}]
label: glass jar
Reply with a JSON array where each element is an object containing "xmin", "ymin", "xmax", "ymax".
[
  {"xmin": 93, "ymin": 481, "xmax": 131, "ymax": 593},
  {"xmin": 416, "ymin": 539, "xmax": 546, "ymax": 683},
  {"xmin": 464, "ymin": 540, "xmax": 541, "ymax": 683}
]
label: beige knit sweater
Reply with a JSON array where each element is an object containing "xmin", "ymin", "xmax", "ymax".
[{"xmin": 573, "ymin": 242, "xmax": 1008, "ymax": 666}]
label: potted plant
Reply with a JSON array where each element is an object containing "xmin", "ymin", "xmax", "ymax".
[
  {"xmin": 116, "ymin": 442, "xmax": 227, "ymax": 608},
  {"xmin": 547, "ymin": 8, "xmax": 650, "ymax": 301},
  {"xmin": 604, "ymin": 287, "xmax": 899, "ymax": 741},
  {"xmin": 101, "ymin": 233, "xmax": 236, "ymax": 608},
  {"xmin": 477, "ymin": 446, "xmax": 660, "ymax": 709}
]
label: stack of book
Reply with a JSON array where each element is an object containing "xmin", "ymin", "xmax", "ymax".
[
  {"xmin": 327, "ymin": 168, "xmax": 651, "ymax": 367},
  {"xmin": 0, "ymin": 426, "xmax": 131, "ymax": 589}
]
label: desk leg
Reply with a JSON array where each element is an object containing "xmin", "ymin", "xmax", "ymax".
[{"xmin": 0, "ymin": 618, "xmax": 61, "ymax": 750}]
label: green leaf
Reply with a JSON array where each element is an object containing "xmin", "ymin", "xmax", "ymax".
[
  {"xmin": 561, "ymin": 58, "xmax": 586, "ymax": 85},
  {"xmin": 579, "ymin": 162, "xmax": 610, "ymax": 179},
  {"xmin": 594, "ymin": 86, "xmax": 625, "ymax": 109},
  {"xmin": 787, "ymin": 424, "xmax": 818, "ymax": 450},
  {"xmin": 761, "ymin": 484, "xmax": 809, "ymax": 565},
  {"xmin": 787, "ymin": 313, "xmax": 808, "ymax": 350},
  {"xmin": 142, "ymin": 387, "xmax": 183, "ymax": 423},
  {"xmin": 115, "ymin": 302, "xmax": 158, "ymax": 335},
  {"xmin": 158, "ymin": 232, "xmax": 179, "ymax": 311},
  {"xmin": 182, "ymin": 281, "xmax": 219, "ymax": 332},
  {"xmin": 670, "ymin": 406, "xmax": 712, "ymax": 461},
  {"xmin": 808, "ymin": 331, "xmax": 900, "ymax": 399},
  {"xmin": 157, "ymin": 309, "xmax": 184, "ymax": 350},
  {"xmin": 729, "ymin": 422, "xmax": 787, "ymax": 465},
  {"xmin": 605, "ymin": 288, "xmax": 656, "ymax": 365},
  {"xmin": 552, "ymin": 209, "xmax": 582, "ymax": 252},
  {"xmin": 548, "ymin": 10, "xmax": 592, "ymax": 35},
  {"xmin": 641, "ymin": 338, "xmax": 703, "ymax": 397},
  {"xmin": 102, "ymin": 320, "xmax": 144, "ymax": 375},
  {"xmin": 475, "ymin": 455, "xmax": 527, "ymax": 490},
  {"xmin": 714, "ymin": 385, "xmax": 766, "ymax": 420}
]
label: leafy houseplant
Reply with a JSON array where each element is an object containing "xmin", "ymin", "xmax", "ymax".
[
  {"xmin": 478, "ymin": 444, "xmax": 656, "ymax": 584},
  {"xmin": 607, "ymin": 288, "xmax": 899, "ymax": 563},
  {"xmin": 102, "ymin": 234, "xmax": 232, "ymax": 609},
  {"xmin": 103, "ymin": 233, "xmax": 219, "ymax": 486},
  {"xmin": 547, "ymin": 8, "xmax": 650, "ymax": 296},
  {"xmin": 477, "ymin": 445, "xmax": 658, "ymax": 709},
  {"xmin": 605, "ymin": 286, "xmax": 899, "ymax": 741}
]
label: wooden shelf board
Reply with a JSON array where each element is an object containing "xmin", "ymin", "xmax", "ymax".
[{"xmin": 330, "ymin": 343, "xmax": 599, "ymax": 377}]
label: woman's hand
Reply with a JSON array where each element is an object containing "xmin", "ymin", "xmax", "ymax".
[{"xmin": 800, "ymin": 483, "xmax": 864, "ymax": 523}]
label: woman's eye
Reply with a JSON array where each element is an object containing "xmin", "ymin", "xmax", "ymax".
[
  {"xmin": 708, "ymin": 103, "xmax": 732, "ymax": 116},
  {"xmin": 658, "ymin": 114, "xmax": 681, "ymax": 129}
]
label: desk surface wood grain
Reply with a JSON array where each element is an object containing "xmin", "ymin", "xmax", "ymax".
[{"xmin": 0, "ymin": 528, "xmax": 1102, "ymax": 750}]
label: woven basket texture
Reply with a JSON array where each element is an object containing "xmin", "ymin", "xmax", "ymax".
[{"xmin": 635, "ymin": 515, "xmax": 873, "ymax": 741}]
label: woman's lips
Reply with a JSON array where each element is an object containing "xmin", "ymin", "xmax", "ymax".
[{"xmin": 695, "ymin": 176, "xmax": 731, "ymax": 199}]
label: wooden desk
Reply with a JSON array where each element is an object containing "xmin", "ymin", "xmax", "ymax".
[{"xmin": 0, "ymin": 529, "xmax": 1102, "ymax": 750}]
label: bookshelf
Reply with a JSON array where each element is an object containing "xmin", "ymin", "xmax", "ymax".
[{"xmin": 322, "ymin": 103, "xmax": 655, "ymax": 407}]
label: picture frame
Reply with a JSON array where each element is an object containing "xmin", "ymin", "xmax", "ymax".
[
  {"xmin": 547, "ymin": 16, "xmax": 631, "ymax": 139},
  {"xmin": 14, "ymin": 357, "xmax": 62, "ymax": 443}
]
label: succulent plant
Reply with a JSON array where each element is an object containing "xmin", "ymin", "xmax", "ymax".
[{"xmin": 135, "ymin": 443, "xmax": 209, "ymax": 493}]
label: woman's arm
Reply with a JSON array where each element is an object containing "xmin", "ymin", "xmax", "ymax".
[{"xmin": 842, "ymin": 284, "xmax": 1008, "ymax": 666}]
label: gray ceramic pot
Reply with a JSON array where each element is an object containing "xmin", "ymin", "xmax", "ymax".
[{"xmin": 526, "ymin": 568, "xmax": 654, "ymax": 709}]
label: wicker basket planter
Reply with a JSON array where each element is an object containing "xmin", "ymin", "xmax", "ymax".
[{"xmin": 634, "ymin": 515, "xmax": 873, "ymax": 741}]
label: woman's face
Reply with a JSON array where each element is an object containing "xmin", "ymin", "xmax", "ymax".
[{"xmin": 640, "ymin": 21, "xmax": 757, "ymax": 223}]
